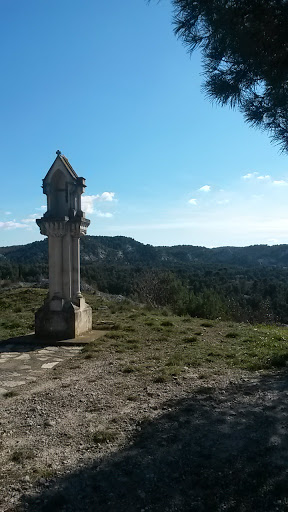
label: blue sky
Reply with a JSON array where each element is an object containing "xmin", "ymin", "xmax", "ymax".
[{"xmin": 0, "ymin": 0, "xmax": 287, "ymax": 248}]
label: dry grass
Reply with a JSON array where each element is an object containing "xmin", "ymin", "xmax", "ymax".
[
  {"xmin": 1, "ymin": 288, "xmax": 288, "ymax": 376},
  {"xmin": 85, "ymin": 293, "xmax": 288, "ymax": 377}
]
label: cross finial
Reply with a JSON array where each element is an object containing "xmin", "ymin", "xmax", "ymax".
[{"xmin": 56, "ymin": 150, "xmax": 61, "ymax": 156}]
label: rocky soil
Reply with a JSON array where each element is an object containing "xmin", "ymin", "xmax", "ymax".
[{"xmin": 1, "ymin": 347, "xmax": 288, "ymax": 512}]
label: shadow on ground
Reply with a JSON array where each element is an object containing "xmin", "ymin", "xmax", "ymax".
[
  {"xmin": 18, "ymin": 371, "xmax": 288, "ymax": 512},
  {"xmin": 0, "ymin": 332, "xmax": 92, "ymax": 353},
  {"xmin": 0, "ymin": 335, "xmax": 44, "ymax": 353}
]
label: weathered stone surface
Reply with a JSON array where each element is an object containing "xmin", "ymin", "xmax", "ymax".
[{"xmin": 0, "ymin": 342, "xmax": 83, "ymax": 391}]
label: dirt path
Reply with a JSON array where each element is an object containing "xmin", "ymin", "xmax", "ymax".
[{"xmin": 1, "ymin": 342, "xmax": 288, "ymax": 512}]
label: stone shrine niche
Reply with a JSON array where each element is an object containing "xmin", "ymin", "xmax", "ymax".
[
  {"xmin": 49, "ymin": 168, "xmax": 67, "ymax": 217},
  {"xmin": 43, "ymin": 157, "xmax": 85, "ymax": 220},
  {"xmin": 35, "ymin": 151, "xmax": 92, "ymax": 339}
]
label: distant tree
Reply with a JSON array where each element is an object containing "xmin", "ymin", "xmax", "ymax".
[
  {"xmin": 171, "ymin": 0, "xmax": 288, "ymax": 150},
  {"xmin": 135, "ymin": 269, "xmax": 188, "ymax": 311}
]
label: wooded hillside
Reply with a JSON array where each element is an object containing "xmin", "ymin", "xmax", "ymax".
[{"xmin": 1, "ymin": 236, "xmax": 288, "ymax": 324}]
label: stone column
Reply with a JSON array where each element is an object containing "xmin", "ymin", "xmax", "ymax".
[
  {"xmin": 48, "ymin": 235, "xmax": 63, "ymax": 299},
  {"xmin": 62, "ymin": 233, "xmax": 72, "ymax": 301},
  {"xmin": 72, "ymin": 235, "xmax": 81, "ymax": 300}
]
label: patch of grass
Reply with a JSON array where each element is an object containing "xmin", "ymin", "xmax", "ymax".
[
  {"xmin": 3, "ymin": 390, "xmax": 19, "ymax": 398},
  {"xmin": 11, "ymin": 448, "xmax": 35, "ymax": 463},
  {"xmin": 128, "ymin": 312, "xmax": 139, "ymax": 320},
  {"xmin": 107, "ymin": 332, "xmax": 123, "ymax": 339},
  {"xmin": 122, "ymin": 365, "xmax": 135, "ymax": 373},
  {"xmin": 111, "ymin": 323, "xmax": 121, "ymax": 330},
  {"xmin": 84, "ymin": 353, "xmax": 96, "ymax": 359},
  {"xmin": 225, "ymin": 332, "xmax": 239, "ymax": 338},
  {"xmin": 273, "ymin": 334, "xmax": 286, "ymax": 342},
  {"xmin": 126, "ymin": 338, "xmax": 138, "ymax": 344},
  {"xmin": 0, "ymin": 288, "xmax": 47, "ymax": 340},
  {"xmin": 249, "ymin": 352, "xmax": 288, "ymax": 370},
  {"xmin": 165, "ymin": 352, "xmax": 184, "ymax": 367},
  {"xmin": 153, "ymin": 374, "xmax": 168, "ymax": 383},
  {"xmin": 92, "ymin": 430, "xmax": 118, "ymax": 444},
  {"xmin": 124, "ymin": 325, "xmax": 136, "ymax": 332},
  {"xmin": 89, "ymin": 301, "xmax": 288, "ymax": 374},
  {"xmin": 153, "ymin": 326, "xmax": 165, "ymax": 332},
  {"xmin": 127, "ymin": 394, "xmax": 138, "ymax": 401},
  {"xmin": 1, "ymin": 320, "xmax": 22, "ymax": 329},
  {"xmin": 33, "ymin": 467, "xmax": 56, "ymax": 480},
  {"xmin": 92, "ymin": 322, "xmax": 115, "ymax": 331},
  {"xmin": 166, "ymin": 365, "xmax": 182, "ymax": 377},
  {"xmin": 183, "ymin": 336, "xmax": 198, "ymax": 343},
  {"xmin": 126, "ymin": 343, "xmax": 140, "ymax": 351},
  {"xmin": 2, "ymin": 288, "xmax": 288, "ymax": 383}
]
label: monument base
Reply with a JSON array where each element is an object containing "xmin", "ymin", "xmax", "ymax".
[{"xmin": 35, "ymin": 298, "xmax": 92, "ymax": 340}]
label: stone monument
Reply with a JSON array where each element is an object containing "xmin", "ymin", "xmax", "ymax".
[{"xmin": 35, "ymin": 151, "xmax": 92, "ymax": 339}]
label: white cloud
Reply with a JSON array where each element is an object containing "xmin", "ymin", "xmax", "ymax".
[
  {"xmin": 243, "ymin": 172, "xmax": 271, "ymax": 181},
  {"xmin": 257, "ymin": 175, "xmax": 271, "ymax": 180},
  {"xmin": 82, "ymin": 196, "xmax": 96, "ymax": 214},
  {"xmin": 272, "ymin": 180, "xmax": 288, "ymax": 186},
  {"xmin": 242, "ymin": 173, "xmax": 288, "ymax": 185},
  {"xmin": 21, "ymin": 213, "xmax": 39, "ymax": 224},
  {"xmin": 36, "ymin": 205, "xmax": 47, "ymax": 211},
  {"xmin": 0, "ymin": 221, "xmax": 29, "ymax": 230},
  {"xmin": 242, "ymin": 172, "xmax": 258, "ymax": 179},
  {"xmin": 21, "ymin": 218, "xmax": 37, "ymax": 224},
  {"xmin": 198, "ymin": 185, "xmax": 211, "ymax": 192},
  {"xmin": 188, "ymin": 198, "xmax": 197, "ymax": 205},
  {"xmin": 82, "ymin": 192, "xmax": 116, "ymax": 214},
  {"xmin": 4, "ymin": 211, "xmax": 11, "ymax": 215},
  {"xmin": 94, "ymin": 210, "xmax": 113, "ymax": 218},
  {"xmin": 100, "ymin": 192, "xmax": 115, "ymax": 201}
]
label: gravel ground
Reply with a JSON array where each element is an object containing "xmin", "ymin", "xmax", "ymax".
[{"xmin": 1, "ymin": 345, "xmax": 288, "ymax": 512}]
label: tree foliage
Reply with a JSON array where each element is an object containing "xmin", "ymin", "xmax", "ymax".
[{"xmin": 172, "ymin": 0, "xmax": 288, "ymax": 150}]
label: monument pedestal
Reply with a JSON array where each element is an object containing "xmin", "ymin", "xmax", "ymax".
[{"xmin": 35, "ymin": 297, "xmax": 92, "ymax": 340}]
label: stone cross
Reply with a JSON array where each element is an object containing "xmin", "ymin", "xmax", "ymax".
[{"xmin": 35, "ymin": 152, "xmax": 92, "ymax": 339}]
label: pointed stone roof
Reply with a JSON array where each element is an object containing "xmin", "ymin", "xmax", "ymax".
[
  {"xmin": 59, "ymin": 154, "xmax": 78, "ymax": 179},
  {"xmin": 43, "ymin": 151, "xmax": 78, "ymax": 183}
]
